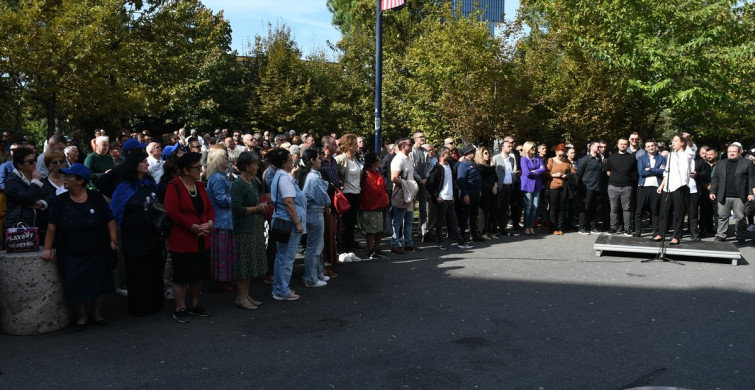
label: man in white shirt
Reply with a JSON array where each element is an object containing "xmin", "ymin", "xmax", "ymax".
[
  {"xmin": 492, "ymin": 139, "xmax": 520, "ymax": 236},
  {"xmin": 426, "ymin": 147, "xmax": 471, "ymax": 250},
  {"xmin": 390, "ymin": 138, "xmax": 418, "ymax": 254},
  {"xmin": 146, "ymin": 142, "xmax": 164, "ymax": 183}
]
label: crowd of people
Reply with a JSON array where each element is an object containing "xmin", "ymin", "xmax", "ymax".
[{"xmin": 3, "ymin": 127, "xmax": 753, "ymax": 330}]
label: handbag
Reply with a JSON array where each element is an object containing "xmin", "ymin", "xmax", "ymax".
[
  {"xmin": 333, "ymin": 187, "xmax": 351, "ymax": 215},
  {"xmin": 270, "ymin": 217, "xmax": 294, "ymax": 243},
  {"xmin": 5, "ymin": 222, "xmax": 40, "ymax": 253},
  {"xmin": 269, "ymin": 174, "xmax": 294, "ymax": 243},
  {"xmin": 148, "ymin": 200, "xmax": 171, "ymax": 240},
  {"xmin": 260, "ymin": 193, "xmax": 274, "ymax": 221}
]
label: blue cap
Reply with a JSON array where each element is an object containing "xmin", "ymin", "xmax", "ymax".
[
  {"xmin": 59, "ymin": 163, "xmax": 91, "ymax": 180},
  {"xmin": 122, "ymin": 138, "xmax": 148, "ymax": 152},
  {"xmin": 161, "ymin": 142, "xmax": 186, "ymax": 160}
]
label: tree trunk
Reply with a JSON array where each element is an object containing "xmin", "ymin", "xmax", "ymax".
[{"xmin": 45, "ymin": 93, "xmax": 57, "ymax": 138}]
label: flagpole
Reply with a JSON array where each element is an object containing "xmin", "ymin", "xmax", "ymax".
[{"xmin": 374, "ymin": 0, "xmax": 382, "ymax": 155}]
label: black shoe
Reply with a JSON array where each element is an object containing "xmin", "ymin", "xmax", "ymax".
[
  {"xmin": 89, "ymin": 317, "xmax": 107, "ymax": 326},
  {"xmin": 472, "ymin": 237, "xmax": 486, "ymax": 242},
  {"xmin": 714, "ymin": 236, "xmax": 726, "ymax": 242},
  {"xmin": 632, "ymin": 231, "xmax": 641, "ymax": 238},
  {"xmin": 623, "ymin": 230, "xmax": 632, "ymax": 237},
  {"xmin": 608, "ymin": 229, "xmax": 618, "ymax": 235},
  {"xmin": 437, "ymin": 244, "xmax": 449, "ymax": 251},
  {"xmin": 187, "ymin": 305, "xmax": 209, "ymax": 317},
  {"xmin": 173, "ymin": 309, "xmax": 192, "ymax": 323},
  {"xmin": 578, "ymin": 229, "xmax": 590, "ymax": 235},
  {"xmin": 737, "ymin": 239, "xmax": 746, "ymax": 245},
  {"xmin": 690, "ymin": 235, "xmax": 701, "ymax": 242}
]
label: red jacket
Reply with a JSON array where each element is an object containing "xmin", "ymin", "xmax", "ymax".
[
  {"xmin": 165, "ymin": 176, "xmax": 215, "ymax": 253},
  {"xmin": 360, "ymin": 169, "xmax": 389, "ymax": 211}
]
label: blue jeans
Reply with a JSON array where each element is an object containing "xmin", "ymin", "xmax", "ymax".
[
  {"xmin": 523, "ymin": 191, "xmax": 540, "ymax": 228},
  {"xmin": 390, "ymin": 207, "xmax": 414, "ymax": 248},
  {"xmin": 304, "ymin": 210, "xmax": 324, "ymax": 285},
  {"xmin": 273, "ymin": 228, "xmax": 301, "ymax": 297}
]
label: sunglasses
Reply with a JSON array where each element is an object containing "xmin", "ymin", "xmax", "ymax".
[{"xmin": 50, "ymin": 159, "xmax": 65, "ymax": 165}]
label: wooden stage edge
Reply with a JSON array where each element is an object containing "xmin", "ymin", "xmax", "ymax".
[{"xmin": 593, "ymin": 234, "xmax": 742, "ymax": 266}]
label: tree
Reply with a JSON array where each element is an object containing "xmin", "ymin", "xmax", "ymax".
[
  {"xmin": 400, "ymin": 3, "xmax": 505, "ymax": 145},
  {"xmin": 518, "ymin": 0, "xmax": 755, "ymax": 143},
  {"xmin": 0, "ymin": 0, "xmax": 136, "ymax": 136},
  {"xmin": 0, "ymin": 0, "xmax": 237, "ymax": 137}
]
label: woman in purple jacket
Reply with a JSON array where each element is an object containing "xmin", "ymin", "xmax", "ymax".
[{"xmin": 520, "ymin": 142, "xmax": 546, "ymax": 236}]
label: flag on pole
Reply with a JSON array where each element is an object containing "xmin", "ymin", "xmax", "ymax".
[{"xmin": 381, "ymin": 0, "xmax": 405, "ymax": 10}]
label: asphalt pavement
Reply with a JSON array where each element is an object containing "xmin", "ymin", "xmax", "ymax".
[{"xmin": 2, "ymin": 230, "xmax": 754, "ymax": 389}]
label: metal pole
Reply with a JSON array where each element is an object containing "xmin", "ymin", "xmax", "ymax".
[{"xmin": 374, "ymin": 0, "xmax": 382, "ymax": 155}]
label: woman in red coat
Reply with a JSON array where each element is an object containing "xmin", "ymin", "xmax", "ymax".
[
  {"xmin": 164, "ymin": 152, "xmax": 215, "ymax": 323},
  {"xmin": 360, "ymin": 152, "xmax": 389, "ymax": 260}
]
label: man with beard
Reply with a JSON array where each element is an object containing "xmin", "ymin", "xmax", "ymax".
[{"xmin": 710, "ymin": 144, "xmax": 755, "ymax": 244}]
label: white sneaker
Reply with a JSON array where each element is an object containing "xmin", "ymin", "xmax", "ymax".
[
  {"xmin": 338, "ymin": 253, "xmax": 352, "ymax": 263},
  {"xmin": 116, "ymin": 288, "xmax": 128, "ymax": 297},
  {"xmin": 348, "ymin": 252, "xmax": 361, "ymax": 262},
  {"xmin": 305, "ymin": 280, "xmax": 327, "ymax": 288},
  {"xmin": 748, "ymin": 224, "xmax": 755, "ymax": 232},
  {"xmin": 320, "ymin": 275, "xmax": 330, "ymax": 281}
]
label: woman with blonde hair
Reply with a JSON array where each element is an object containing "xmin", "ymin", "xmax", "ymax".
[
  {"xmin": 520, "ymin": 141, "xmax": 546, "ymax": 236},
  {"xmin": 474, "ymin": 147, "xmax": 497, "ymax": 239},
  {"xmin": 335, "ymin": 133, "xmax": 362, "ymax": 251},
  {"xmin": 205, "ymin": 148, "xmax": 236, "ymax": 291}
]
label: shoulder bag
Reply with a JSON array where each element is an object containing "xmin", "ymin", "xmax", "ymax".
[{"xmin": 269, "ymin": 174, "xmax": 294, "ymax": 243}]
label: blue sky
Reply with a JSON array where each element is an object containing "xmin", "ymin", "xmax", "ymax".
[{"xmin": 201, "ymin": 0, "xmax": 520, "ymax": 56}]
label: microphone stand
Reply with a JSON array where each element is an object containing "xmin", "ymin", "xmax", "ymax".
[{"xmin": 643, "ymin": 149, "xmax": 684, "ymax": 265}]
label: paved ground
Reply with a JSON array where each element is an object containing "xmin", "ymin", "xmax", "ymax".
[{"xmin": 1, "ymin": 230, "xmax": 754, "ymax": 389}]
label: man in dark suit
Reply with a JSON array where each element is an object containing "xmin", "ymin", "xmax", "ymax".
[{"xmin": 709, "ymin": 144, "xmax": 755, "ymax": 244}]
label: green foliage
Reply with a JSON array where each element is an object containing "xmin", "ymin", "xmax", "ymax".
[
  {"xmin": 0, "ymin": 0, "xmax": 236, "ymax": 137},
  {"xmin": 517, "ymin": 0, "xmax": 755, "ymax": 145}
]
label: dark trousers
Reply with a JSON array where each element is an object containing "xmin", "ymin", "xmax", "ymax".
[
  {"xmin": 434, "ymin": 199, "xmax": 464, "ymax": 245},
  {"xmin": 689, "ymin": 191, "xmax": 700, "ymax": 238},
  {"xmin": 698, "ymin": 187, "xmax": 714, "ymax": 234},
  {"xmin": 634, "ymin": 186, "xmax": 660, "ymax": 236},
  {"xmin": 341, "ymin": 193, "xmax": 361, "ymax": 250},
  {"xmin": 497, "ymin": 184, "xmax": 514, "ymax": 233},
  {"xmin": 659, "ymin": 186, "xmax": 689, "ymax": 240},
  {"xmin": 578, "ymin": 188, "xmax": 600, "ymax": 231},
  {"xmin": 456, "ymin": 192, "xmax": 481, "ymax": 241},
  {"xmin": 599, "ymin": 185, "xmax": 610, "ymax": 229},
  {"xmin": 480, "ymin": 189, "xmax": 498, "ymax": 235},
  {"xmin": 510, "ymin": 187, "xmax": 523, "ymax": 228},
  {"xmin": 548, "ymin": 187, "xmax": 566, "ymax": 231}
]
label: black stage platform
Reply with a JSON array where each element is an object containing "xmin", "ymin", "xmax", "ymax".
[{"xmin": 593, "ymin": 234, "xmax": 742, "ymax": 265}]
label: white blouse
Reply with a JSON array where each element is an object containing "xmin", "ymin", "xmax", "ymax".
[{"xmin": 662, "ymin": 145, "xmax": 697, "ymax": 193}]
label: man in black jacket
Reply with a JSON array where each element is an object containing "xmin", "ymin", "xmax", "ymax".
[
  {"xmin": 426, "ymin": 147, "xmax": 471, "ymax": 250},
  {"xmin": 577, "ymin": 141, "xmax": 603, "ymax": 235},
  {"xmin": 709, "ymin": 144, "xmax": 755, "ymax": 243}
]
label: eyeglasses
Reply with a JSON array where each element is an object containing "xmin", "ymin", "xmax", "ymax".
[{"xmin": 50, "ymin": 159, "xmax": 65, "ymax": 165}]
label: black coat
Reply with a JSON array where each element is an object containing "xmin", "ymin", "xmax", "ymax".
[
  {"xmin": 3, "ymin": 170, "xmax": 43, "ymax": 230},
  {"xmin": 710, "ymin": 157, "xmax": 755, "ymax": 204},
  {"xmin": 427, "ymin": 163, "xmax": 458, "ymax": 201}
]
